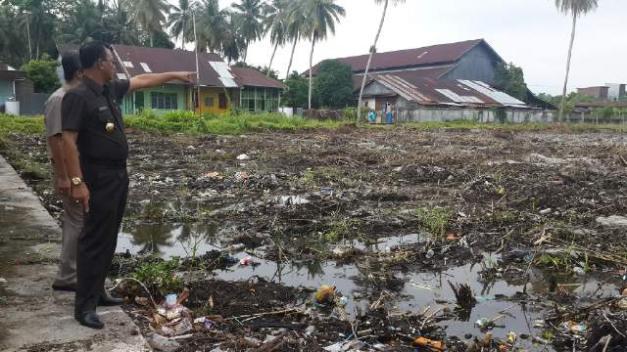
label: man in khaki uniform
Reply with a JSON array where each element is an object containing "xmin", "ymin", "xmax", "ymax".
[{"xmin": 45, "ymin": 52, "xmax": 83, "ymax": 291}]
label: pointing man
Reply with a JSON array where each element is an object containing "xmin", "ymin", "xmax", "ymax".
[{"xmin": 61, "ymin": 41, "xmax": 193, "ymax": 329}]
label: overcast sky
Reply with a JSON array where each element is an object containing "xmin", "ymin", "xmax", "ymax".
[{"xmin": 180, "ymin": 0, "xmax": 626, "ymax": 95}]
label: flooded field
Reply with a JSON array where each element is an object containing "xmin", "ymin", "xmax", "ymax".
[{"xmin": 4, "ymin": 126, "xmax": 627, "ymax": 351}]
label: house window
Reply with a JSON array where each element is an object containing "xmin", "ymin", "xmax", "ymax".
[
  {"xmin": 204, "ymin": 96, "xmax": 214, "ymax": 107},
  {"xmin": 219, "ymin": 93, "xmax": 227, "ymax": 109},
  {"xmin": 151, "ymin": 92, "xmax": 178, "ymax": 110},
  {"xmin": 239, "ymin": 88, "xmax": 279, "ymax": 112}
]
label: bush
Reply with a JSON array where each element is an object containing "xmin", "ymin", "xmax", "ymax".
[{"xmin": 124, "ymin": 111, "xmax": 351, "ymax": 134}]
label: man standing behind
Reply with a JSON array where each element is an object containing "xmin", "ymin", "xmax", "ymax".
[
  {"xmin": 45, "ymin": 52, "xmax": 83, "ymax": 292},
  {"xmin": 61, "ymin": 41, "xmax": 193, "ymax": 329}
]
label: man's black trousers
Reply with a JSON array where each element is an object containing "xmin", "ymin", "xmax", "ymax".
[{"xmin": 75, "ymin": 164, "xmax": 128, "ymax": 315}]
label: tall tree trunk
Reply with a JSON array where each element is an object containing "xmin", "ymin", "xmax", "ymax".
[
  {"xmin": 182, "ymin": 22, "xmax": 186, "ymax": 49},
  {"xmin": 308, "ymin": 36, "xmax": 316, "ymax": 110},
  {"xmin": 285, "ymin": 39, "xmax": 297, "ymax": 79},
  {"xmin": 267, "ymin": 42, "xmax": 279, "ymax": 77},
  {"xmin": 559, "ymin": 14, "xmax": 577, "ymax": 123},
  {"xmin": 357, "ymin": 0, "xmax": 389, "ymax": 121},
  {"xmin": 150, "ymin": 33, "xmax": 154, "ymax": 47},
  {"xmin": 26, "ymin": 20, "xmax": 32, "ymax": 61}
]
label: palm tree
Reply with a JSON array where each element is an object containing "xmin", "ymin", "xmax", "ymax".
[
  {"xmin": 126, "ymin": 0, "xmax": 172, "ymax": 47},
  {"xmin": 263, "ymin": 0, "xmax": 288, "ymax": 77},
  {"xmin": 231, "ymin": 0, "xmax": 264, "ymax": 62},
  {"xmin": 195, "ymin": 0, "xmax": 228, "ymax": 52},
  {"xmin": 57, "ymin": 0, "xmax": 103, "ymax": 44},
  {"xmin": 301, "ymin": 0, "xmax": 346, "ymax": 109},
  {"xmin": 356, "ymin": 0, "xmax": 405, "ymax": 121},
  {"xmin": 168, "ymin": 0, "xmax": 195, "ymax": 49},
  {"xmin": 554, "ymin": 0, "xmax": 599, "ymax": 122},
  {"xmin": 284, "ymin": 1, "xmax": 307, "ymax": 79},
  {"xmin": 104, "ymin": 0, "xmax": 142, "ymax": 45}
]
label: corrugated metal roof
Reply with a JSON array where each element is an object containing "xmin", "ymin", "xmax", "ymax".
[
  {"xmin": 366, "ymin": 74, "xmax": 528, "ymax": 109},
  {"xmin": 458, "ymin": 80, "xmax": 527, "ymax": 107},
  {"xmin": 353, "ymin": 66, "xmax": 452, "ymax": 90},
  {"xmin": 230, "ymin": 67, "xmax": 285, "ymax": 89},
  {"xmin": 307, "ymin": 39, "xmax": 495, "ymax": 76}
]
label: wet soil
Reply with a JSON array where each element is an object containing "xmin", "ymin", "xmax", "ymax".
[{"xmin": 3, "ymin": 127, "xmax": 627, "ymax": 351}]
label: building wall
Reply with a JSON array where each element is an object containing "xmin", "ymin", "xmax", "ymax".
[
  {"xmin": 0, "ymin": 80, "xmax": 12, "ymax": 103},
  {"xmin": 394, "ymin": 97, "xmax": 552, "ymax": 123},
  {"xmin": 606, "ymin": 84, "xmax": 626, "ymax": 101},
  {"xmin": 578, "ymin": 86, "xmax": 609, "ymax": 100},
  {"xmin": 442, "ymin": 45, "xmax": 499, "ymax": 85},
  {"xmin": 197, "ymin": 87, "xmax": 231, "ymax": 115}
]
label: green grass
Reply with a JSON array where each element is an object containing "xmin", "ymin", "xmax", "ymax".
[
  {"xmin": 416, "ymin": 206, "xmax": 453, "ymax": 240},
  {"xmin": 125, "ymin": 110, "xmax": 351, "ymax": 135},
  {"xmin": 0, "ymin": 114, "xmax": 44, "ymax": 145}
]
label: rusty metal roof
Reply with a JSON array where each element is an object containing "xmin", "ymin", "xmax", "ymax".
[
  {"xmin": 353, "ymin": 66, "xmax": 453, "ymax": 90},
  {"xmin": 364, "ymin": 74, "xmax": 528, "ymax": 109},
  {"xmin": 308, "ymin": 39, "xmax": 500, "ymax": 76},
  {"xmin": 230, "ymin": 67, "xmax": 285, "ymax": 89}
]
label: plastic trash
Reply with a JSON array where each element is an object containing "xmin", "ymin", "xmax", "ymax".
[
  {"xmin": 314, "ymin": 285, "xmax": 336, "ymax": 304},
  {"xmin": 412, "ymin": 336, "xmax": 446, "ymax": 351},
  {"xmin": 337, "ymin": 296, "xmax": 349, "ymax": 306},
  {"xmin": 239, "ymin": 256, "xmax": 259, "ymax": 266},
  {"xmin": 236, "ymin": 154, "xmax": 250, "ymax": 160},
  {"xmin": 475, "ymin": 318, "xmax": 496, "ymax": 330},
  {"xmin": 506, "ymin": 331, "xmax": 517, "ymax": 344},
  {"xmin": 563, "ymin": 321, "xmax": 586, "ymax": 334},
  {"xmin": 425, "ymin": 249, "xmax": 435, "ymax": 259},
  {"xmin": 165, "ymin": 293, "xmax": 177, "ymax": 308}
]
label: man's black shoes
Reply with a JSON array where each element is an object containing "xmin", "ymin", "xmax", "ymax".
[
  {"xmin": 98, "ymin": 291, "xmax": 124, "ymax": 306},
  {"xmin": 52, "ymin": 283, "xmax": 76, "ymax": 292},
  {"xmin": 75, "ymin": 311, "xmax": 104, "ymax": 329}
]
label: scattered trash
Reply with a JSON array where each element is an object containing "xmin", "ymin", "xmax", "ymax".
[
  {"xmin": 596, "ymin": 215, "xmax": 627, "ymax": 228},
  {"xmin": 475, "ymin": 318, "xmax": 496, "ymax": 330},
  {"xmin": 194, "ymin": 316, "xmax": 217, "ymax": 331},
  {"xmin": 448, "ymin": 281, "xmax": 477, "ymax": 309},
  {"xmin": 239, "ymin": 256, "xmax": 259, "ymax": 266},
  {"xmin": 236, "ymin": 154, "xmax": 250, "ymax": 161},
  {"xmin": 201, "ymin": 171, "xmax": 222, "ymax": 179},
  {"xmin": 425, "ymin": 249, "xmax": 435, "ymax": 259},
  {"xmin": 412, "ymin": 336, "xmax": 445, "ymax": 351},
  {"xmin": 0, "ymin": 277, "xmax": 6, "ymax": 284},
  {"xmin": 135, "ymin": 296, "xmax": 150, "ymax": 306},
  {"xmin": 573, "ymin": 266, "xmax": 585, "ymax": 275},
  {"xmin": 234, "ymin": 171, "xmax": 249, "ymax": 182},
  {"xmin": 146, "ymin": 333, "xmax": 181, "ymax": 352},
  {"xmin": 445, "ymin": 231, "xmax": 460, "ymax": 241},
  {"xmin": 563, "ymin": 321, "xmax": 587, "ymax": 335},
  {"xmin": 150, "ymin": 289, "xmax": 194, "ymax": 337},
  {"xmin": 314, "ymin": 285, "xmax": 336, "ymax": 305}
]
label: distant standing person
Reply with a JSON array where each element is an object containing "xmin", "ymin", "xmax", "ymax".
[
  {"xmin": 61, "ymin": 41, "xmax": 193, "ymax": 329},
  {"xmin": 45, "ymin": 51, "xmax": 83, "ymax": 292}
]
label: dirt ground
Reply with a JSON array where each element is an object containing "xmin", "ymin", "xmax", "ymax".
[{"xmin": 3, "ymin": 126, "xmax": 627, "ymax": 351}]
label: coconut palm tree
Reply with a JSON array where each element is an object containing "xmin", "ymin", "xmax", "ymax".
[
  {"xmin": 168, "ymin": 0, "xmax": 196, "ymax": 49},
  {"xmin": 126, "ymin": 0, "xmax": 172, "ymax": 47},
  {"xmin": 301, "ymin": 0, "xmax": 346, "ymax": 109},
  {"xmin": 356, "ymin": 0, "xmax": 405, "ymax": 120},
  {"xmin": 263, "ymin": 0, "xmax": 288, "ymax": 77},
  {"xmin": 284, "ymin": 0, "xmax": 307, "ymax": 79},
  {"xmin": 554, "ymin": 0, "xmax": 599, "ymax": 122},
  {"xmin": 231, "ymin": 0, "xmax": 264, "ymax": 62},
  {"xmin": 104, "ymin": 0, "xmax": 142, "ymax": 45},
  {"xmin": 195, "ymin": 0, "xmax": 228, "ymax": 53}
]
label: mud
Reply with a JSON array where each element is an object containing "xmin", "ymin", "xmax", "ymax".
[{"xmin": 3, "ymin": 127, "xmax": 627, "ymax": 351}]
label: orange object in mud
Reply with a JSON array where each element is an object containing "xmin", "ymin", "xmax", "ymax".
[
  {"xmin": 314, "ymin": 285, "xmax": 336, "ymax": 304},
  {"xmin": 412, "ymin": 337, "xmax": 446, "ymax": 351}
]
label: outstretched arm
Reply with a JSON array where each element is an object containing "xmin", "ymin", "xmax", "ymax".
[{"xmin": 129, "ymin": 72, "xmax": 195, "ymax": 92}]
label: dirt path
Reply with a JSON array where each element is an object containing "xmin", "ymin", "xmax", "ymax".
[{"xmin": 0, "ymin": 155, "xmax": 147, "ymax": 352}]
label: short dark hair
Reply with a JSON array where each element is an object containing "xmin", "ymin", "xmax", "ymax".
[
  {"xmin": 79, "ymin": 41, "xmax": 112, "ymax": 69},
  {"xmin": 61, "ymin": 51, "xmax": 82, "ymax": 82}
]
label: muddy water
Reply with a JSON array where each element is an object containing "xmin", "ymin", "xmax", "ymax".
[{"xmin": 116, "ymin": 223, "xmax": 619, "ymax": 350}]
